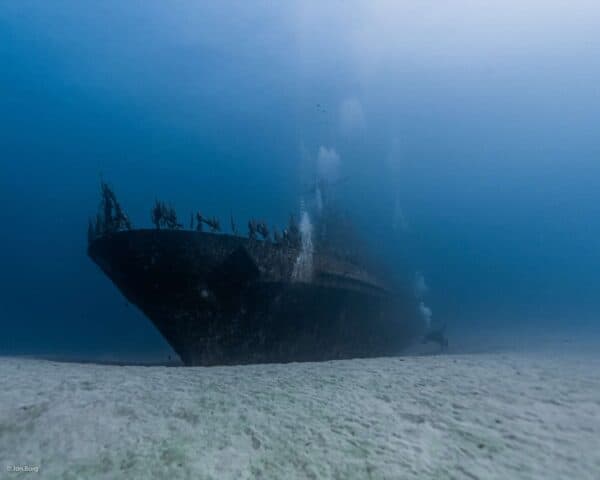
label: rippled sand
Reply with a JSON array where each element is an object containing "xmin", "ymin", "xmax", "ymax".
[{"xmin": 1, "ymin": 349, "xmax": 599, "ymax": 479}]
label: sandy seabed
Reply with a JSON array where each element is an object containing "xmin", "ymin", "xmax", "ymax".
[{"xmin": 1, "ymin": 347, "xmax": 599, "ymax": 479}]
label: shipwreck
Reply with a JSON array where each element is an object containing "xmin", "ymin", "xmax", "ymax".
[{"xmin": 87, "ymin": 182, "xmax": 423, "ymax": 366}]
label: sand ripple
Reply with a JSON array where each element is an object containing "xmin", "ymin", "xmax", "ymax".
[{"xmin": 1, "ymin": 352, "xmax": 599, "ymax": 479}]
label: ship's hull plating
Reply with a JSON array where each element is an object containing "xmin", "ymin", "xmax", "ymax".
[{"xmin": 89, "ymin": 230, "xmax": 420, "ymax": 365}]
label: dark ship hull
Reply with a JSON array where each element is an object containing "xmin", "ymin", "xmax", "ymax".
[{"xmin": 89, "ymin": 229, "xmax": 420, "ymax": 366}]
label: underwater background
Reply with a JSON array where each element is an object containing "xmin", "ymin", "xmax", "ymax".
[{"xmin": 1, "ymin": 1, "xmax": 599, "ymax": 360}]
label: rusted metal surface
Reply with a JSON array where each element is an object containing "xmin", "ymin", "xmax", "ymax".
[{"xmin": 89, "ymin": 229, "xmax": 421, "ymax": 365}]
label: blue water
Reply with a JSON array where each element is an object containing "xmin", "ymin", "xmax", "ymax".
[{"xmin": 1, "ymin": 2, "xmax": 599, "ymax": 360}]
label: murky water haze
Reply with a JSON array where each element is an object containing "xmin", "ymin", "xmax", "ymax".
[{"xmin": 1, "ymin": 1, "xmax": 599, "ymax": 359}]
